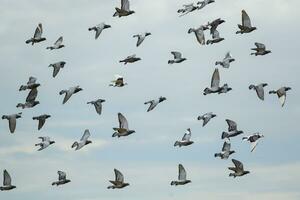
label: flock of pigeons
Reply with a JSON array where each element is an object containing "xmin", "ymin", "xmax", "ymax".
[{"xmin": 0, "ymin": 0, "xmax": 293, "ymax": 191}]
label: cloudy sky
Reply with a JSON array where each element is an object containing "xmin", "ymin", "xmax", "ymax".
[{"xmin": 0, "ymin": 0, "xmax": 299, "ymax": 199}]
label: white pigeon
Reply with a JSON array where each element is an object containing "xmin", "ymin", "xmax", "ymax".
[
  {"xmin": 46, "ymin": 36, "xmax": 64, "ymax": 50},
  {"xmin": 71, "ymin": 129, "xmax": 92, "ymax": 151},
  {"xmin": 243, "ymin": 133, "xmax": 264, "ymax": 152}
]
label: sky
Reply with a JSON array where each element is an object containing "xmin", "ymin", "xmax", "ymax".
[{"xmin": 0, "ymin": 0, "xmax": 299, "ymax": 199}]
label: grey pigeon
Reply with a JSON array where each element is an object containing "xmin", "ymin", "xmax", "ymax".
[
  {"xmin": 2, "ymin": 113, "xmax": 22, "ymax": 133},
  {"xmin": 87, "ymin": 99, "xmax": 105, "ymax": 115},
  {"xmin": 32, "ymin": 114, "xmax": 51, "ymax": 130},
  {"xmin": 214, "ymin": 140, "xmax": 235, "ymax": 159},
  {"xmin": 197, "ymin": 112, "xmax": 216, "ymax": 127},
  {"xmin": 72, "ymin": 129, "xmax": 92, "ymax": 151},
  {"xmin": 206, "ymin": 29, "xmax": 224, "ymax": 45},
  {"xmin": 112, "ymin": 113, "xmax": 135, "ymax": 137},
  {"xmin": 170, "ymin": 164, "xmax": 191, "ymax": 186},
  {"xmin": 59, "ymin": 86, "xmax": 83, "ymax": 104},
  {"xmin": 109, "ymin": 75, "xmax": 127, "ymax": 87},
  {"xmin": 203, "ymin": 68, "xmax": 232, "ymax": 95},
  {"xmin": 0, "ymin": 170, "xmax": 16, "ymax": 191},
  {"xmin": 249, "ymin": 83, "xmax": 268, "ymax": 100},
  {"xmin": 243, "ymin": 133, "xmax": 264, "ymax": 152},
  {"xmin": 48, "ymin": 61, "xmax": 66, "ymax": 78},
  {"xmin": 119, "ymin": 54, "xmax": 141, "ymax": 65},
  {"xmin": 207, "ymin": 18, "xmax": 225, "ymax": 35},
  {"xmin": 35, "ymin": 136, "xmax": 55, "ymax": 151},
  {"xmin": 107, "ymin": 169, "xmax": 129, "ymax": 189},
  {"xmin": 228, "ymin": 159, "xmax": 250, "ymax": 178},
  {"xmin": 222, "ymin": 119, "xmax": 243, "ymax": 139},
  {"xmin": 215, "ymin": 52, "xmax": 235, "ymax": 68},
  {"xmin": 168, "ymin": 51, "xmax": 187, "ymax": 64},
  {"xmin": 174, "ymin": 128, "xmax": 194, "ymax": 147},
  {"xmin": 17, "ymin": 80, "xmax": 40, "ymax": 109},
  {"xmin": 188, "ymin": 25, "xmax": 207, "ymax": 45},
  {"xmin": 113, "ymin": 0, "xmax": 135, "ymax": 17},
  {"xmin": 197, "ymin": 0, "xmax": 215, "ymax": 9},
  {"xmin": 177, "ymin": 3, "xmax": 199, "ymax": 17},
  {"xmin": 133, "ymin": 32, "xmax": 151, "ymax": 47},
  {"xmin": 52, "ymin": 171, "xmax": 71, "ymax": 186},
  {"xmin": 251, "ymin": 43, "xmax": 271, "ymax": 56},
  {"xmin": 88, "ymin": 23, "xmax": 111, "ymax": 39},
  {"xmin": 19, "ymin": 77, "xmax": 40, "ymax": 91},
  {"xmin": 46, "ymin": 36, "xmax": 64, "ymax": 50},
  {"xmin": 269, "ymin": 87, "xmax": 291, "ymax": 107},
  {"xmin": 236, "ymin": 10, "xmax": 257, "ymax": 34},
  {"xmin": 144, "ymin": 96, "xmax": 166, "ymax": 112},
  {"xmin": 25, "ymin": 23, "xmax": 46, "ymax": 45}
]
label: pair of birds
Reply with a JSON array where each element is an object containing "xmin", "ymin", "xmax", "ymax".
[
  {"xmin": 17, "ymin": 77, "xmax": 40, "ymax": 109},
  {"xmin": 177, "ymin": 0, "xmax": 215, "ymax": 17}
]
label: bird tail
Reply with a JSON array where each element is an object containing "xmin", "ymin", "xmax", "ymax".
[
  {"xmin": 88, "ymin": 27, "xmax": 95, "ymax": 31},
  {"xmin": 51, "ymin": 182, "xmax": 57, "ymax": 186},
  {"xmin": 59, "ymin": 90, "xmax": 67, "ymax": 95},
  {"xmin": 71, "ymin": 142, "xmax": 78, "ymax": 149},
  {"xmin": 221, "ymin": 132, "xmax": 229, "ymax": 139},
  {"xmin": 32, "ymin": 116, "xmax": 38, "ymax": 120},
  {"xmin": 170, "ymin": 181, "xmax": 176, "ymax": 186},
  {"xmin": 215, "ymin": 61, "xmax": 221, "ymax": 66},
  {"xmin": 197, "ymin": 116, "xmax": 203, "ymax": 120},
  {"xmin": 112, "ymin": 132, "xmax": 118, "ymax": 137},
  {"xmin": 25, "ymin": 38, "xmax": 33, "ymax": 44},
  {"xmin": 19, "ymin": 85, "xmax": 28, "ymax": 91},
  {"xmin": 174, "ymin": 141, "xmax": 180, "ymax": 147},
  {"xmin": 168, "ymin": 60, "xmax": 174, "ymax": 64},
  {"xmin": 214, "ymin": 153, "xmax": 221, "ymax": 158},
  {"xmin": 269, "ymin": 90, "xmax": 276, "ymax": 94},
  {"xmin": 203, "ymin": 88, "xmax": 210, "ymax": 95},
  {"xmin": 206, "ymin": 40, "xmax": 211, "ymax": 45},
  {"xmin": 16, "ymin": 103, "xmax": 25, "ymax": 109}
]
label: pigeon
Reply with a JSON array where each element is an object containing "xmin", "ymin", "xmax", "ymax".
[
  {"xmin": 112, "ymin": 113, "xmax": 135, "ymax": 137},
  {"xmin": 46, "ymin": 36, "xmax": 64, "ymax": 50},
  {"xmin": 32, "ymin": 114, "xmax": 51, "ymax": 130},
  {"xmin": 188, "ymin": 25, "xmax": 207, "ymax": 45},
  {"xmin": 87, "ymin": 99, "xmax": 105, "ymax": 115},
  {"xmin": 144, "ymin": 96, "xmax": 166, "ymax": 112},
  {"xmin": 0, "ymin": 170, "xmax": 16, "ymax": 191},
  {"xmin": 35, "ymin": 137, "xmax": 55, "ymax": 151},
  {"xmin": 222, "ymin": 119, "xmax": 244, "ymax": 139},
  {"xmin": 59, "ymin": 86, "xmax": 83, "ymax": 104},
  {"xmin": 17, "ymin": 79, "xmax": 40, "ymax": 109},
  {"xmin": 249, "ymin": 83, "xmax": 268, "ymax": 101},
  {"xmin": 88, "ymin": 23, "xmax": 111, "ymax": 39},
  {"xmin": 52, "ymin": 171, "xmax": 71, "ymax": 186},
  {"xmin": 197, "ymin": 0, "xmax": 215, "ymax": 9},
  {"xmin": 168, "ymin": 51, "xmax": 187, "ymax": 64},
  {"xmin": 48, "ymin": 61, "xmax": 66, "ymax": 78},
  {"xmin": 214, "ymin": 140, "xmax": 235, "ymax": 159},
  {"xmin": 269, "ymin": 87, "xmax": 291, "ymax": 107},
  {"xmin": 207, "ymin": 18, "xmax": 225, "ymax": 35},
  {"xmin": 2, "ymin": 113, "xmax": 22, "ymax": 133},
  {"xmin": 206, "ymin": 29, "xmax": 224, "ymax": 45},
  {"xmin": 113, "ymin": 0, "xmax": 135, "ymax": 17},
  {"xmin": 19, "ymin": 77, "xmax": 40, "ymax": 91},
  {"xmin": 203, "ymin": 68, "xmax": 232, "ymax": 95},
  {"xmin": 251, "ymin": 43, "xmax": 271, "ymax": 56},
  {"xmin": 107, "ymin": 169, "xmax": 129, "ymax": 189},
  {"xmin": 25, "ymin": 23, "xmax": 46, "ymax": 45},
  {"xmin": 243, "ymin": 133, "xmax": 264, "ymax": 152},
  {"xmin": 119, "ymin": 54, "xmax": 141, "ymax": 65},
  {"xmin": 228, "ymin": 159, "xmax": 250, "ymax": 178},
  {"xmin": 133, "ymin": 32, "xmax": 151, "ymax": 47},
  {"xmin": 197, "ymin": 112, "xmax": 217, "ymax": 127},
  {"xmin": 109, "ymin": 75, "xmax": 127, "ymax": 87},
  {"xmin": 174, "ymin": 128, "xmax": 194, "ymax": 147},
  {"xmin": 215, "ymin": 52, "xmax": 235, "ymax": 68},
  {"xmin": 72, "ymin": 129, "xmax": 92, "ymax": 151},
  {"xmin": 170, "ymin": 164, "xmax": 191, "ymax": 186},
  {"xmin": 177, "ymin": 3, "xmax": 199, "ymax": 17},
  {"xmin": 236, "ymin": 10, "xmax": 257, "ymax": 34}
]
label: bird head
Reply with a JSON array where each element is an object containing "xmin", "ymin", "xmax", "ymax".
[
  {"xmin": 262, "ymin": 83, "xmax": 268, "ymax": 87},
  {"xmin": 285, "ymin": 87, "xmax": 292, "ymax": 91},
  {"xmin": 50, "ymin": 141, "xmax": 55, "ymax": 145},
  {"xmin": 104, "ymin": 24, "xmax": 112, "ymax": 29},
  {"xmin": 146, "ymin": 32, "xmax": 151, "ymax": 36},
  {"xmin": 212, "ymin": 114, "xmax": 217, "ymax": 118},
  {"xmin": 100, "ymin": 99, "xmax": 106, "ymax": 103}
]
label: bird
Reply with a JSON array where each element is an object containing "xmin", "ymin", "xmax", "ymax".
[
  {"xmin": 109, "ymin": 75, "xmax": 127, "ymax": 87},
  {"xmin": 17, "ymin": 87, "xmax": 40, "ymax": 109},
  {"xmin": 242, "ymin": 133, "xmax": 264, "ymax": 152},
  {"xmin": 214, "ymin": 140, "xmax": 235, "ymax": 159},
  {"xmin": 249, "ymin": 83, "xmax": 268, "ymax": 101},
  {"xmin": 88, "ymin": 23, "xmax": 111, "ymax": 39},
  {"xmin": 32, "ymin": 114, "xmax": 51, "ymax": 130},
  {"xmin": 35, "ymin": 137, "xmax": 55, "ymax": 151},
  {"xmin": 59, "ymin": 86, "xmax": 83, "ymax": 104},
  {"xmin": 52, "ymin": 171, "xmax": 71, "ymax": 186},
  {"xmin": 174, "ymin": 128, "xmax": 194, "ymax": 147},
  {"xmin": 206, "ymin": 18, "xmax": 225, "ymax": 35},
  {"xmin": 197, "ymin": 0, "xmax": 215, "ymax": 9},
  {"xmin": 197, "ymin": 112, "xmax": 217, "ymax": 127},
  {"xmin": 72, "ymin": 129, "xmax": 92, "ymax": 151},
  {"xmin": 222, "ymin": 119, "xmax": 244, "ymax": 139},
  {"xmin": 188, "ymin": 25, "xmax": 207, "ymax": 45},
  {"xmin": 46, "ymin": 36, "xmax": 64, "ymax": 50},
  {"xmin": 87, "ymin": 99, "xmax": 105, "ymax": 115},
  {"xmin": 107, "ymin": 169, "xmax": 129, "ymax": 189},
  {"xmin": 203, "ymin": 68, "xmax": 232, "ymax": 95},
  {"xmin": 236, "ymin": 10, "xmax": 257, "ymax": 34},
  {"xmin": 170, "ymin": 164, "xmax": 191, "ymax": 186},
  {"xmin": 215, "ymin": 52, "xmax": 235, "ymax": 68},
  {"xmin": 144, "ymin": 96, "xmax": 166, "ymax": 112},
  {"xmin": 133, "ymin": 32, "xmax": 151, "ymax": 47},
  {"xmin": 19, "ymin": 77, "xmax": 40, "ymax": 91},
  {"xmin": 251, "ymin": 43, "xmax": 271, "ymax": 56},
  {"xmin": 1, "ymin": 113, "xmax": 22, "ymax": 133},
  {"xmin": 25, "ymin": 23, "xmax": 46, "ymax": 45},
  {"xmin": 228, "ymin": 159, "xmax": 250, "ymax": 178},
  {"xmin": 177, "ymin": 3, "xmax": 199, "ymax": 17},
  {"xmin": 112, "ymin": 113, "xmax": 135, "ymax": 137},
  {"xmin": 113, "ymin": 0, "xmax": 135, "ymax": 17},
  {"xmin": 168, "ymin": 51, "xmax": 187, "ymax": 64},
  {"xmin": 119, "ymin": 54, "xmax": 141, "ymax": 65},
  {"xmin": 206, "ymin": 29, "xmax": 224, "ymax": 45},
  {"xmin": 48, "ymin": 61, "xmax": 66, "ymax": 78},
  {"xmin": 0, "ymin": 170, "xmax": 16, "ymax": 191},
  {"xmin": 269, "ymin": 87, "xmax": 292, "ymax": 107}
]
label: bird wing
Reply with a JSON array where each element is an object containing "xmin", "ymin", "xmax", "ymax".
[
  {"xmin": 178, "ymin": 164, "xmax": 187, "ymax": 180},
  {"xmin": 279, "ymin": 94, "xmax": 286, "ymax": 107},
  {"xmin": 224, "ymin": 52, "xmax": 232, "ymax": 60},
  {"xmin": 212, "ymin": 29, "xmax": 220, "ymax": 39},
  {"xmin": 38, "ymin": 118, "xmax": 46, "ymax": 130},
  {"xmin": 242, "ymin": 10, "xmax": 252, "ymax": 27},
  {"xmin": 114, "ymin": 169, "xmax": 124, "ymax": 183},
  {"xmin": 39, "ymin": 136, "xmax": 50, "ymax": 142},
  {"xmin": 250, "ymin": 141, "xmax": 259, "ymax": 152},
  {"xmin": 54, "ymin": 36, "xmax": 63, "ymax": 46},
  {"xmin": 127, "ymin": 54, "xmax": 136, "ymax": 59},
  {"xmin": 8, "ymin": 117, "xmax": 16, "ymax": 133},
  {"xmin": 226, "ymin": 119, "xmax": 237, "ymax": 132},
  {"xmin": 202, "ymin": 116, "xmax": 210, "ymax": 127},
  {"xmin": 3, "ymin": 170, "xmax": 12, "ymax": 186},
  {"xmin": 118, "ymin": 113, "xmax": 129, "ymax": 130},
  {"xmin": 80, "ymin": 129, "xmax": 91, "ymax": 141},
  {"xmin": 195, "ymin": 29, "xmax": 205, "ymax": 45},
  {"xmin": 26, "ymin": 88, "xmax": 38, "ymax": 102},
  {"xmin": 211, "ymin": 68, "xmax": 220, "ymax": 88},
  {"xmin": 232, "ymin": 159, "xmax": 244, "ymax": 171},
  {"xmin": 146, "ymin": 101, "xmax": 157, "ymax": 112},
  {"xmin": 58, "ymin": 171, "xmax": 66, "ymax": 181},
  {"xmin": 256, "ymin": 85, "xmax": 265, "ymax": 100},
  {"xmin": 171, "ymin": 51, "xmax": 182, "ymax": 59},
  {"xmin": 222, "ymin": 141, "xmax": 231, "ymax": 152},
  {"xmin": 63, "ymin": 90, "xmax": 73, "ymax": 104},
  {"xmin": 27, "ymin": 76, "xmax": 37, "ymax": 85},
  {"xmin": 94, "ymin": 101, "xmax": 103, "ymax": 114},
  {"xmin": 255, "ymin": 42, "xmax": 265, "ymax": 50},
  {"xmin": 136, "ymin": 35, "xmax": 145, "ymax": 47},
  {"xmin": 52, "ymin": 64, "xmax": 60, "ymax": 78},
  {"xmin": 34, "ymin": 23, "xmax": 43, "ymax": 39},
  {"xmin": 182, "ymin": 129, "xmax": 191, "ymax": 141},
  {"xmin": 122, "ymin": 0, "xmax": 130, "ymax": 11}
]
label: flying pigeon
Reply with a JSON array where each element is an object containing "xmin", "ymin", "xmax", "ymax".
[
  {"xmin": 174, "ymin": 128, "xmax": 194, "ymax": 147},
  {"xmin": 214, "ymin": 140, "xmax": 235, "ymax": 159},
  {"xmin": 59, "ymin": 86, "xmax": 83, "ymax": 104},
  {"xmin": 170, "ymin": 164, "xmax": 191, "ymax": 186},
  {"xmin": 251, "ymin": 43, "xmax": 271, "ymax": 56},
  {"xmin": 48, "ymin": 61, "xmax": 66, "ymax": 78},
  {"xmin": 88, "ymin": 23, "xmax": 111, "ymax": 39},
  {"xmin": 215, "ymin": 52, "xmax": 235, "ymax": 68},
  {"xmin": 2, "ymin": 113, "xmax": 22, "ymax": 133},
  {"xmin": 243, "ymin": 133, "xmax": 264, "ymax": 152},
  {"xmin": 177, "ymin": 3, "xmax": 199, "ymax": 17},
  {"xmin": 236, "ymin": 10, "xmax": 257, "ymax": 34},
  {"xmin": 203, "ymin": 68, "xmax": 232, "ymax": 95},
  {"xmin": 25, "ymin": 23, "xmax": 46, "ymax": 45},
  {"xmin": 19, "ymin": 76, "xmax": 40, "ymax": 91},
  {"xmin": 207, "ymin": 18, "xmax": 225, "ymax": 35},
  {"xmin": 188, "ymin": 25, "xmax": 207, "ymax": 45},
  {"xmin": 249, "ymin": 83, "xmax": 268, "ymax": 101},
  {"xmin": 113, "ymin": 0, "xmax": 135, "ymax": 17},
  {"xmin": 46, "ymin": 36, "xmax": 64, "ymax": 50},
  {"xmin": 222, "ymin": 119, "xmax": 244, "ymax": 139},
  {"xmin": 32, "ymin": 114, "xmax": 51, "ymax": 130},
  {"xmin": 206, "ymin": 29, "xmax": 224, "ymax": 45},
  {"xmin": 107, "ymin": 169, "xmax": 129, "ymax": 189},
  {"xmin": 35, "ymin": 137, "xmax": 55, "ymax": 151},
  {"xmin": 109, "ymin": 75, "xmax": 127, "ymax": 87},
  {"xmin": 119, "ymin": 54, "xmax": 141, "ymax": 65},
  {"xmin": 144, "ymin": 96, "xmax": 166, "ymax": 112},
  {"xmin": 228, "ymin": 159, "xmax": 250, "ymax": 178},
  {"xmin": 72, "ymin": 129, "xmax": 92, "ymax": 151},
  {"xmin": 197, "ymin": 112, "xmax": 217, "ymax": 127},
  {"xmin": 133, "ymin": 32, "xmax": 151, "ymax": 47},
  {"xmin": 0, "ymin": 170, "xmax": 16, "ymax": 191},
  {"xmin": 168, "ymin": 51, "xmax": 187, "ymax": 64},
  {"xmin": 87, "ymin": 99, "xmax": 105, "ymax": 115},
  {"xmin": 197, "ymin": 0, "xmax": 215, "ymax": 9},
  {"xmin": 52, "ymin": 171, "xmax": 71, "ymax": 186},
  {"xmin": 112, "ymin": 113, "xmax": 135, "ymax": 137},
  {"xmin": 269, "ymin": 87, "xmax": 291, "ymax": 107}
]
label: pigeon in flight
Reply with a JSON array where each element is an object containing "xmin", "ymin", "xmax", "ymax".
[
  {"xmin": 19, "ymin": 76, "xmax": 40, "ymax": 91},
  {"xmin": 269, "ymin": 87, "xmax": 291, "ymax": 107},
  {"xmin": 222, "ymin": 119, "xmax": 244, "ymax": 139},
  {"xmin": 188, "ymin": 25, "xmax": 207, "ymax": 45},
  {"xmin": 32, "ymin": 114, "xmax": 51, "ymax": 130},
  {"xmin": 170, "ymin": 164, "xmax": 191, "ymax": 186},
  {"xmin": 144, "ymin": 96, "xmax": 166, "ymax": 112},
  {"xmin": 206, "ymin": 29, "xmax": 224, "ymax": 45},
  {"xmin": 112, "ymin": 113, "xmax": 135, "ymax": 137},
  {"xmin": 249, "ymin": 83, "xmax": 268, "ymax": 101},
  {"xmin": 203, "ymin": 68, "xmax": 232, "ymax": 95},
  {"xmin": 88, "ymin": 23, "xmax": 111, "ymax": 39},
  {"xmin": 236, "ymin": 10, "xmax": 257, "ymax": 34},
  {"xmin": 46, "ymin": 36, "xmax": 64, "ymax": 50},
  {"xmin": 17, "ymin": 85, "xmax": 40, "ymax": 109},
  {"xmin": 119, "ymin": 54, "xmax": 141, "ymax": 65},
  {"xmin": 243, "ymin": 133, "xmax": 264, "ymax": 152},
  {"xmin": 133, "ymin": 32, "xmax": 151, "ymax": 47},
  {"xmin": 59, "ymin": 86, "xmax": 83, "ymax": 104},
  {"xmin": 113, "ymin": 0, "xmax": 135, "ymax": 17},
  {"xmin": 35, "ymin": 137, "xmax": 55, "ymax": 151},
  {"xmin": 251, "ymin": 43, "xmax": 271, "ymax": 56},
  {"xmin": 197, "ymin": 112, "xmax": 217, "ymax": 127},
  {"xmin": 214, "ymin": 140, "xmax": 235, "ymax": 159},
  {"xmin": 228, "ymin": 159, "xmax": 250, "ymax": 178},
  {"xmin": 87, "ymin": 99, "xmax": 105, "ymax": 115},
  {"xmin": 48, "ymin": 61, "xmax": 66, "ymax": 78},
  {"xmin": 0, "ymin": 170, "xmax": 16, "ymax": 191},
  {"xmin": 197, "ymin": 0, "xmax": 215, "ymax": 9},
  {"xmin": 215, "ymin": 52, "xmax": 235, "ymax": 68},
  {"xmin": 168, "ymin": 51, "xmax": 187, "ymax": 64},
  {"xmin": 25, "ymin": 23, "xmax": 46, "ymax": 45},
  {"xmin": 52, "ymin": 171, "xmax": 71, "ymax": 186},
  {"xmin": 107, "ymin": 169, "xmax": 129, "ymax": 189},
  {"xmin": 206, "ymin": 18, "xmax": 225, "ymax": 35},
  {"xmin": 109, "ymin": 75, "xmax": 127, "ymax": 87},
  {"xmin": 72, "ymin": 129, "xmax": 92, "ymax": 151},
  {"xmin": 177, "ymin": 3, "xmax": 199, "ymax": 17},
  {"xmin": 2, "ymin": 113, "xmax": 22, "ymax": 133},
  {"xmin": 174, "ymin": 128, "xmax": 194, "ymax": 147}
]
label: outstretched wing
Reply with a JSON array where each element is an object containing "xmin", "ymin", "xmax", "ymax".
[
  {"xmin": 26, "ymin": 88, "xmax": 38, "ymax": 102},
  {"xmin": 171, "ymin": 51, "xmax": 182, "ymax": 59},
  {"xmin": 39, "ymin": 136, "xmax": 50, "ymax": 142},
  {"xmin": 80, "ymin": 129, "xmax": 91, "ymax": 141},
  {"xmin": 255, "ymin": 42, "xmax": 265, "ymax": 50},
  {"xmin": 58, "ymin": 171, "xmax": 66, "ymax": 181},
  {"xmin": 226, "ymin": 119, "xmax": 237, "ymax": 132},
  {"xmin": 212, "ymin": 29, "xmax": 220, "ymax": 39},
  {"xmin": 118, "ymin": 113, "xmax": 129, "ymax": 130},
  {"xmin": 211, "ymin": 68, "xmax": 220, "ymax": 88},
  {"xmin": 195, "ymin": 28, "xmax": 205, "ymax": 45},
  {"xmin": 114, "ymin": 169, "xmax": 124, "ymax": 183},
  {"xmin": 178, "ymin": 164, "xmax": 187, "ymax": 181},
  {"xmin": 242, "ymin": 10, "xmax": 252, "ymax": 27},
  {"xmin": 222, "ymin": 141, "xmax": 231, "ymax": 152},
  {"xmin": 54, "ymin": 36, "xmax": 63, "ymax": 46},
  {"xmin": 34, "ymin": 23, "xmax": 43, "ymax": 39},
  {"xmin": 182, "ymin": 129, "xmax": 191, "ymax": 141},
  {"xmin": 232, "ymin": 159, "xmax": 244, "ymax": 171},
  {"xmin": 250, "ymin": 141, "xmax": 259, "ymax": 152},
  {"xmin": 3, "ymin": 170, "xmax": 12, "ymax": 186},
  {"xmin": 121, "ymin": 0, "xmax": 130, "ymax": 11}
]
